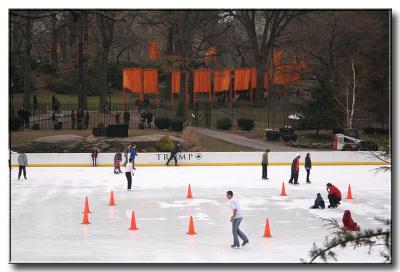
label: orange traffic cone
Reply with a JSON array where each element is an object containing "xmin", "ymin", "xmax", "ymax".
[
  {"xmin": 346, "ymin": 184, "xmax": 353, "ymax": 200},
  {"xmin": 280, "ymin": 182, "xmax": 287, "ymax": 196},
  {"xmin": 109, "ymin": 191, "xmax": 115, "ymax": 206},
  {"xmin": 186, "ymin": 184, "xmax": 193, "ymax": 199},
  {"xmin": 81, "ymin": 211, "xmax": 90, "ymax": 224},
  {"xmin": 129, "ymin": 210, "xmax": 138, "ymax": 230},
  {"xmin": 263, "ymin": 218, "xmax": 272, "ymax": 238},
  {"xmin": 187, "ymin": 216, "xmax": 196, "ymax": 235},
  {"xmin": 82, "ymin": 196, "xmax": 91, "ymax": 213}
]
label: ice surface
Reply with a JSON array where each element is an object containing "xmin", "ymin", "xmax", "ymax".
[{"xmin": 10, "ymin": 165, "xmax": 391, "ymax": 263}]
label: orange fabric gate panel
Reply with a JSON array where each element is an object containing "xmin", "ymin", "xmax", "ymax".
[
  {"xmin": 250, "ymin": 67, "xmax": 257, "ymax": 89},
  {"xmin": 234, "ymin": 68, "xmax": 251, "ymax": 91},
  {"xmin": 143, "ymin": 69, "xmax": 158, "ymax": 94},
  {"xmin": 171, "ymin": 71, "xmax": 180, "ymax": 94},
  {"xmin": 123, "ymin": 68, "xmax": 142, "ymax": 93},
  {"xmin": 214, "ymin": 69, "xmax": 231, "ymax": 93},
  {"xmin": 193, "ymin": 69, "xmax": 211, "ymax": 93}
]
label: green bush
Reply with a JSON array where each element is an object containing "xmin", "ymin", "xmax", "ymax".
[
  {"xmin": 154, "ymin": 117, "xmax": 170, "ymax": 130},
  {"xmin": 237, "ymin": 118, "xmax": 255, "ymax": 131},
  {"xmin": 170, "ymin": 117, "xmax": 185, "ymax": 132},
  {"xmin": 10, "ymin": 116, "xmax": 21, "ymax": 131},
  {"xmin": 155, "ymin": 135, "xmax": 174, "ymax": 152},
  {"xmin": 216, "ymin": 118, "xmax": 232, "ymax": 130},
  {"xmin": 32, "ymin": 123, "xmax": 40, "ymax": 130}
]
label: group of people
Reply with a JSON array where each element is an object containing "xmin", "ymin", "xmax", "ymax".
[
  {"xmin": 140, "ymin": 110, "xmax": 154, "ymax": 128},
  {"xmin": 17, "ymin": 107, "xmax": 31, "ymax": 128},
  {"xmin": 70, "ymin": 109, "xmax": 90, "ymax": 129}
]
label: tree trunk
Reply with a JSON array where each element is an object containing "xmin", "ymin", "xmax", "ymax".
[
  {"xmin": 164, "ymin": 29, "xmax": 174, "ymax": 102},
  {"xmin": 78, "ymin": 12, "xmax": 87, "ymax": 111},
  {"xmin": 50, "ymin": 14, "xmax": 57, "ymax": 65},
  {"xmin": 177, "ymin": 68, "xmax": 186, "ymax": 117},
  {"xmin": 99, "ymin": 50, "xmax": 109, "ymax": 113},
  {"xmin": 255, "ymin": 61, "xmax": 266, "ymax": 105},
  {"xmin": 22, "ymin": 16, "xmax": 32, "ymax": 110}
]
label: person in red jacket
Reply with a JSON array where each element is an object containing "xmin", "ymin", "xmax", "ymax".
[
  {"xmin": 342, "ymin": 210, "xmax": 361, "ymax": 231},
  {"xmin": 288, "ymin": 154, "xmax": 301, "ymax": 185},
  {"xmin": 326, "ymin": 183, "xmax": 342, "ymax": 208}
]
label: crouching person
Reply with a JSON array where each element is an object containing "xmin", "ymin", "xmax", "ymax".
[
  {"xmin": 342, "ymin": 210, "xmax": 361, "ymax": 231},
  {"xmin": 310, "ymin": 193, "xmax": 325, "ymax": 209},
  {"xmin": 326, "ymin": 183, "xmax": 342, "ymax": 208}
]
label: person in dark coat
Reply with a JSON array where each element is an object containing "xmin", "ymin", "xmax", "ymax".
[
  {"xmin": 310, "ymin": 193, "xmax": 325, "ymax": 209},
  {"xmin": 326, "ymin": 183, "xmax": 342, "ymax": 208},
  {"xmin": 145, "ymin": 110, "xmax": 153, "ymax": 128},
  {"xmin": 261, "ymin": 149, "xmax": 270, "ymax": 180},
  {"xmin": 140, "ymin": 111, "xmax": 146, "ymax": 128},
  {"xmin": 91, "ymin": 146, "xmax": 100, "ymax": 167},
  {"xmin": 305, "ymin": 153, "xmax": 312, "ymax": 183},
  {"xmin": 70, "ymin": 110, "xmax": 76, "ymax": 129},
  {"xmin": 288, "ymin": 154, "xmax": 300, "ymax": 185},
  {"xmin": 18, "ymin": 107, "xmax": 25, "ymax": 128},
  {"xmin": 123, "ymin": 110, "xmax": 130, "ymax": 125},
  {"xmin": 84, "ymin": 111, "xmax": 90, "ymax": 129},
  {"xmin": 166, "ymin": 143, "xmax": 181, "ymax": 166},
  {"xmin": 115, "ymin": 112, "xmax": 121, "ymax": 124},
  {"xmin": 24, "ymin": 109, "xmax": 31, "ymax": 128},
  {"xmin": 342, "ymin": 210, "xmax": 360, "ymax": 231},
  {"xmin": 124, "ymin": 143, "xmax": 131, "ymax": 166}
]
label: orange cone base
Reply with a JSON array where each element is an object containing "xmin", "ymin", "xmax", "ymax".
[{"xmin": 187, "ymin": 231, "xmax": 197, "ymax": 235}]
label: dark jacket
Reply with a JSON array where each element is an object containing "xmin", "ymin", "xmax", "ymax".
[
  {"xmin": 130, "ymin": 147, "xmax": 138, "ymax": 159},
  {"xmin": 171, "ymin": 145, "xmax": 181, "ymax": 155},
  {"xmin": 305, "ymin": 156, "xmax": 312, "ymax": 169},
  {"xmin": 123, "ymin": 111, "xmax": 130, "ymax": 122},
  {"xmin": 291, "ymin": 157, "xmax": 299, "ymax": 172},
  {"xmin": 311, "ymin": 195, "xmax": 325, "ymax": 209}
]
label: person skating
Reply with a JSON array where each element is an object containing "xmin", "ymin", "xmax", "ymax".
[
  {"xmin": 310, "ymin": 193, "xmax": 325, "ymax": 209},
  {"xmin": 124, "ymin": 143, "xmax": 131, "ymax": 166},
  {"xmin": 305, "ymin": 153, "xmax": 312, "ymax": 183},
  {"xmin": 91, "ymin": 146, "xmax": 100, "ymax": 167},
  {"xmin": 226, "ymin": 191, "xmax": 249, "ymax": 249},
  {"xmin": 125, "ymin": 158, "xmax": 134, "ymax": 191},
  {"xmin": 288, "ymin": 154, "xmax": 300, "ymax": 185},
  {"xmin": 261, "ymin": 149, "xmax": 270, "ymax": 180},
  {"xmin": 114, "ymin": 152, "xmax": 123, "ymax": 174},
  {"xmin": 166, "ymin": 143, "xmax": 181, "ymax": 166},
  {"xmin": 17, "ymin": 151, "xmax": 28, "ymax": 180},
  {"xmin": 342, "ymin": 210, "xmax": 361, "ymax": 231},
  {"xmin": 129, "ymin": 144, "xmax": 138, "ymax": 169},
  {"xmin": 326, "ymin": 183, "xmax": 342, "ymax": 208}
]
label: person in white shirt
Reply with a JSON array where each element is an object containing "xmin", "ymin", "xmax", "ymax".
[
  {"xmin": 125, "ymin": 158, "xmax": 134, "ymax": 191},
  {"xmin": 226, "ymin": 191, "xmax": 249, "ymax": 249}
]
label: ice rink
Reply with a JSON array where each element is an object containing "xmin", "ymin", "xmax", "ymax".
[{"xmin": 11, "ymin": 165, "xmax": 391, "ymax": 263}]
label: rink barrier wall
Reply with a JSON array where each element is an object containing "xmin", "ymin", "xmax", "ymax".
[{"xmin": 10, "ymin": 151, "xmax": 389, "ymax": 167}]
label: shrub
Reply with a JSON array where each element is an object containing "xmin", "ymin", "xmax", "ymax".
[
  {"xmin": 359, "ymin": 140, "xmax": 379, "ymax": 151},
  {"xmin": 97, "ymin": 122, "xmax": 105, "ymax": 128},
  {"xmin": 155, "ymin": 135, "xmax": 174, "ymax": 152},
  {"xmin": 216, "ymin": 118, "xmax": 232, "ymax": 130},
  {"xmin": 10, "ymin": 116, "xmax": 21, "ymax": 131},
  {"xmin": 375, "ymin": 128, "xmax": 389, "ymax": 135},
  {"xmin": 170, "ymin": 117, "xmax": 185, "ymax": 132},
  {"xmin": 265, "ymin": 130, "xmax": 281, "ymax": 141},
  {"xmin": 363, "ymin": 127, "xmax": 376, "ymax": 135},
  {"xmin": 279, "ymin": 126, "xmax": 295, "ymax": 135},
  {"xmin": 282, "ymin": 133, "xmax": 298, "ymax": 142},
  {"xmin": 32, "ymin": 123, "xmax": 40, "ymax": 130},
  {"xmin": 181, "ymin": 126, "xmax": 200, "ymax": 151},
  {"xmin": 237, "ymin": 118, "xmax": 255, "ymax": 131},
  {"xmin": 154, "ymin": 117, "xmax": 170, "ymax": 130}
]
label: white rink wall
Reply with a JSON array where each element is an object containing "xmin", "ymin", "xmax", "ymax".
[{"xmin": 10, "ymin": 151, "xmax": 388, "ymax": 167}]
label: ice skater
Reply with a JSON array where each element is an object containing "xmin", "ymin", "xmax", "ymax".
[
  {"xmin": 305, "ymin": 153, "xmax": 312, "ymax": 183},
  {"xmin": 125, "ymin": 158, "xmax": 134, "ymax": 191},
  {"xmin": 91, "ymin": 146, "xmax": 100, "ymax": 167},
  {"xmin": 123, "ymin": 143, "xmax": 131, "ymax": 166},
  {"xmin": 17, "ymin": 151, "xmax": 28, "ymax": 180},
  {"xmin": 342, "ymin": 210, "xmax": 361, "ymax": 231},
  {"xmin": 261, "ymin": 149, "xmax": 270, "ymax": 180},
  {"xmin": 288, "ymin": 154, "xmax": 300, "ymax": 185},
  {"xmin": 326, "ymin": 183, "xmax": 342, "ymax": 208},
  {"xmin": 114, "ymin": 152, "xmax": 123, "ymax": 174},
  {"xmin": 310, "ymin": 193, "xmax": 325, "ymax": 209},
  {"xmin": 129, "ymin": 144, "xmax": 138, "ymax": 169},
  {"xmin": 226, "ymin": 191, "xmax": 249, "ymax": 249},
  {"xmin": 166, "ymin": 143, "xmax": 181, "ymax": 166}
]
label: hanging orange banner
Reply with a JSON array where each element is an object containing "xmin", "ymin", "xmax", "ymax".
[
  {"xmin": 193, "ymin": 69, "xmax": 211, "ymax": 93},
  {"xmin": 143, "ymin": 68, "xmax": 158, "ymax": 94},
  {"xmin": 214, "ymin": 69, "xmax": 231, "ymax": 93},
  {"xmin": 250, "ymin": 67, "xmax": 257, "ymax": 89},
  {"xmin": 234, "ymin": 68, "xmax": 251, "ymax": 91},
  {"xmin": 171, "ymin": 71, "xmax": 180, "ymax": 94},
  {"xmin": 148, "ymin": 40, "xmax": 160, "ymax": 61},
  {"xmin": 123, "ymin": 68, "xmax": 142, "ymax": 93}
]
